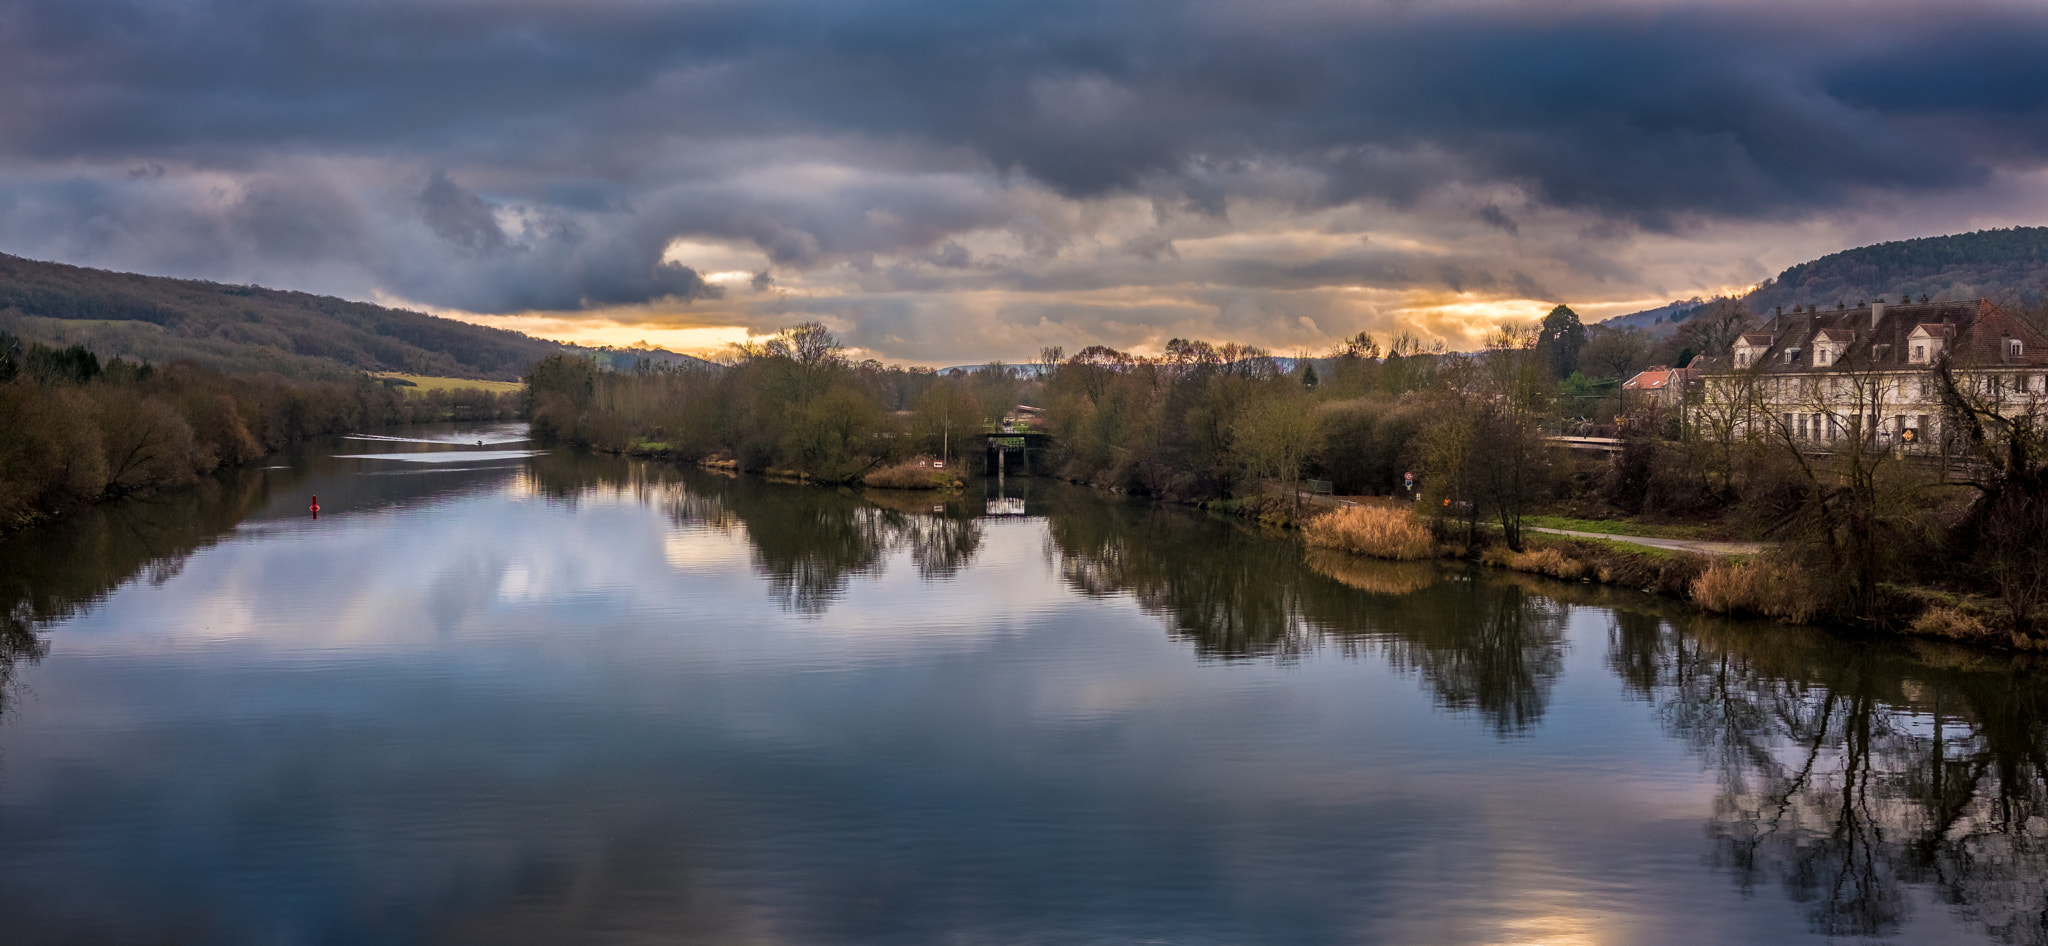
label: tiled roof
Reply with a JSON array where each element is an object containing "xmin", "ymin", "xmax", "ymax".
[
  {"xmin": 1622, "ymin": 365, "xmax": 1701, "ymax": 390},
  {"xmin": 1716, "ymin": 300, "xmax": 2048, "ymax": 375}
]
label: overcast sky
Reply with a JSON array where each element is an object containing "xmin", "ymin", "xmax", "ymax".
[{"xmin": 3, "ymin": 0, "xmax": 2045, "ymax": 362}]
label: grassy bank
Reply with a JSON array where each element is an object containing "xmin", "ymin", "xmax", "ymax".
[{"xmin": 1292, "ymin": 503, "xmax": 2034, "ymax": 650}]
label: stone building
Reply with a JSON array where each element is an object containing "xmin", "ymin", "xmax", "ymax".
[{"xmin": 1697, "ymin": 297, "xmax": 2048, "ymax": 446}]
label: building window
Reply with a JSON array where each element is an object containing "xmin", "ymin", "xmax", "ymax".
[
  {"xmin": 1818, "ymin": 349, "xmax": 1829, "ymax": 365},
  {"xmin": 1913, "ymin": 344, "xmax": 1925, "ymax": 362},
  {"xmin": 2012, "ymin": 339, "xmax": 2025, "ymax": 359},
  {"xmin": 1737, "ymin": 352, "xmax": 1749, "ymax": 368}
]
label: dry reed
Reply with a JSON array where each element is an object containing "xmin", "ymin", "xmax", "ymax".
[
  {"xmin": 863, "ymin": 457, "xmax": 959, "ymax": 490},
  {"xmin": 1302, "ymin": 505, "xmax": 1437, "ymax": 561},
  {"xmin": 1689, "ymin": 557, "xmax": 1822, "ymax": 623}
]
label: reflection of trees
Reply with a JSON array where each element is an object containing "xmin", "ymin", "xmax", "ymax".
[
  {"xmin": 1378, "ymin": 583, "xmax": 1566, "ymax": 736},
  {"xmin": 534, "ymin": 456, "xmax": 986, "ymax": 616},
  {"xmin": 896, "ymin": 511, "xmax": 982, "ymax": 581},
  {"xmin": 1612, "ymin": 613, "xmax": 2048, "ymax": 942},
  {"xmin": 1042, "ymin": 497, "xmax": 1314, "ymax": 659},
  {"xmin": 0, "ymin": 612, "xmax": 49, "ymax": 721},
  {"xmin": 708, "ymin": 481, "xmax": 983, "ymax": 615},
  {"xmin": 0, "ymin": 468, "xmax": 272, "ymax": 721},
  {"xmin": 1041, "ymin": 491, "xmax": 1565, "ymax": 733}
]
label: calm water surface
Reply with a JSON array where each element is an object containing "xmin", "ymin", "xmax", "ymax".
[{"xmin": 1, "ymin": 424, "xmax": 2044, "ymax": 945}]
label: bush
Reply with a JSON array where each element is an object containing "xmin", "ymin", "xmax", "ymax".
[
  {"xmin": 1511, "ymin": 547, "xmax": 1587, "ymax": 580},
  {"xmin": 1909, "ymin": 606, "xmax": 1992, "ymax": 642},
  {"xmin": 1302, "ymin": 505, "xmax": 1437, "ymax": 560},
  {"xmin": 1689, "ymin": 556, "xmax": 1824, "ymax": 623},
  {"xmin": 864, "ymin": 457, "xmax": 959, "ymax": 490}
]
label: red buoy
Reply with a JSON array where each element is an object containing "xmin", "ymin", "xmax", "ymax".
[{"xmin": 310, "ymin": 495, "xmax": 320, "ymax": 517}]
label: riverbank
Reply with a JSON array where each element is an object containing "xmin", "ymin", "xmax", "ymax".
[{"xmin": 1281, "ymin": 500, "xmax": 2031, "ymax": 651}]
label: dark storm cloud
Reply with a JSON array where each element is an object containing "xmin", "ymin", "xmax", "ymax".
[
  {"xmin": 1476, "ymin": 204, "xmax": 1519, "ymax": 237},
  {"xmin": 419, "ymin": 171, "xmax": 506, "ymax": 254},
  {"xmin": 2, "ymin": 0, "xmax": 2047, "ymax": 313}
]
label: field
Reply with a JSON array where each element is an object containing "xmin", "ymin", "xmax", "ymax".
[{"xmin": 372, "ymin": 372, "xmax": 524, "ymax": 395}]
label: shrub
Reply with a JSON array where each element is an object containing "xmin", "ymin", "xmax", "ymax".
[
  {"xmin": 1512, "ymin": 547, "xmax": 1587, "ymax": 580},
  {"xmin": 1301, "ymin": 505, "xmax": 1437, "ymax": 560},
  {"xmin": 863, "ymin": 457, "xmax": 959, "ymax": 490},
  {"xmin": 1909, "ymin": 606, "xmax": 1992, "ymax": 642},
  {"xmin": 1689, "ymin": 556, "xmax": 1824, "ymax": 623}
]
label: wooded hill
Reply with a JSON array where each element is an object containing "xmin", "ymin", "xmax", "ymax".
[
  {"xmin": 1598, "ymin": 227, "xmax": 2048, "ymax": 338},
  {"xmin": 0, "ymin": 253, "xmax": 715, "ymax": 380},
  {"xmin": 1747, "ymin": 227, "xmax": 2048, "ymax": 313}
]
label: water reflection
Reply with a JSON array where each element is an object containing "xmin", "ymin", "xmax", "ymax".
[
  {"xmin": 0, "ymin": 470, "xmax": 274, "ymax": 719},
  {"xmin": 1612, "ymin": 609, "xmax": 2048, "ymax": 942},
  {"xmin": 7, "ymin": 441, "xmax": 2048, "ymax": 944},
  {"xmin": 0, "ymin": 423, "xmax": 542, "ymax": 718},
  {"xmin": 1041, "ymin": 496, "xmax": 1566, "ymax": 733},
  {"xmin": 528, "ymin": 454, "xmax": 986, "ymax": 614}
]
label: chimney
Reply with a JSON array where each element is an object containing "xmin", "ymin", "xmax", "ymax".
[
  {"xmin": 1872, "ymin": 299, "xmax": 1884, "ymax": 330},
  {"xmin": 1775, "ymin": 306, "xmax": 1783, "ymax": 317}
]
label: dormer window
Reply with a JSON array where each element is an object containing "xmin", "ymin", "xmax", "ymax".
[
  {"xmin": 1913, "ymin": 344, "xmax": 1925, "ymax": 362},
  {"xmin": 2012, "ymin": 339, "xmax": 2026, "ymax": 360},
  {"xmin": 1737, "ymin": 352, "xmax": 1750, "ymax": 368},
  {"xmin": 1817, "ymin": 349, "xmax": 1830, "ymax": 365}
]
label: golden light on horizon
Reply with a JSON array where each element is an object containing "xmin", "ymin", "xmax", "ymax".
[{"xmin": 441, "ymin": 311, "xmax": 757, "ymax": 357}]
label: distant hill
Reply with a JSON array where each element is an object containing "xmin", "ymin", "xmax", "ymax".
[
  {"xmin": 0, "ymin": 254, "xmax": 716, "ymax": 380},
  {"xmin": 1595, "ymin": 297, "xmax": 1709, "ymax": 335},
  {"xmin": 1596, "ymin": 227, "xmax": 2048, "ymax": 337},
  {"xmin": 1746, "ymin": 227, "xmax": 2048, "ymax": 314}
]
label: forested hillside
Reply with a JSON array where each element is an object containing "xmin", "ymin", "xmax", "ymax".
[
  {"xmin": 0, "ymin": 254, "xmax": 712, "ymax": 380},
  {"xmin": 1746, "ymin": 227, "xmax": 2048, "ymax": 313}
]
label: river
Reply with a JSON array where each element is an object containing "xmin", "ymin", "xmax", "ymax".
[{"xmin": 0, "ymin": 424, "xmax": 2043, "ymax": 945}]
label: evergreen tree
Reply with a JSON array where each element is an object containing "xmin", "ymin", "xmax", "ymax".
[{"xmin": 1536, "ymin": 304, "xmax": 1586, "ymax": 379}]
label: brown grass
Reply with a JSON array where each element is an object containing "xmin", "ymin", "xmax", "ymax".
[
  {"xmin": 1689, "ymin": 556, "xmax": 1823, "ymax": 623},
  {"xmin": 1302, "ymin": 505, "xmax": 1437, "ymax": 560},
  {"xmin": 1477, "ymin": 537, "xmax": 1707, "ymax": 595},
  {"xmin": 1910, "ymin": 606, "xmax": 1992, "ymax": 642},
  {"xmin": 864, "ymin": 457, "xmax": 960, "ymax": 490},
  {"xmin": 1513, "ymin": 547, "xmax": 1588, "ymax": 580}
]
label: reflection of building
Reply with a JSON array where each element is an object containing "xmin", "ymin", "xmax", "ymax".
[
  {"xmin": 1698, "ymin": 298, "xmax": 2048, "ymax": 444},
  {"xmin": 983, "ymin": 498, "xmax": 1027, "ymax": 517},
  {"xmin": 1620, "ymin": 364, "xmax": 1700, "ymax": 410}
]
